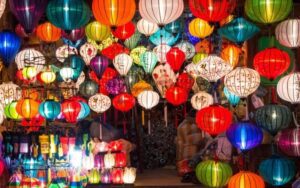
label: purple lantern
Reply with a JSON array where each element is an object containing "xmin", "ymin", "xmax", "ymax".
[
  {"xmin": 90, "ymin": 56, "xmax": 109, "ymax": 79},
  {"xmin": 9, "ymin": 0, "xmax": 48, "ymax": 33},
  {"xmin": 62, "ymin": 27, "xmax": 85, "ymax": 41},
  {"xmin": 105, "ymin": 77, "xmax": 126, "ymax": 95},
  {"xmin": 277, "ymin": 128, "xmax": 300, "ymax": 157}
]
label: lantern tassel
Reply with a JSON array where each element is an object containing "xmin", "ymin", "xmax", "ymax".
[
  {"xmin": 99, "ymin": 123, "xmax": 103, "ymax": 140},
  {"xmin": 164, "ymin": 101, "xmax": 168, "ymax": 127},
  {"xmin": 148, "ymin": 111, "xmax": 151, "ymax": 135},
  {"xmin": 142, "ymin": 109, "xmax": 145, "ymax": 126}
]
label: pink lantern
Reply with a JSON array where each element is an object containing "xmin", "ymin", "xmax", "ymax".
[
  {"xmin": 277, "ymin": 128, "xmax": 300, "ymax": 157},
  {"xmin": 94, "ymin": 154, "xmax": 104, "ymax": 169}
]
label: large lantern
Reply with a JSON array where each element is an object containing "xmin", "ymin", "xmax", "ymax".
[
  {"xmin": 221, "ymin": 45, "xmax": 241, "ymax": 68},
  {"xmin": 16, "ymin": 98, "xmax": 40, "ymax": 119},
  {"xmin": 196, "ymin": 105, "xmax": 232, "ymax": 135},
  {"xmin": 36, "ymin": 22, "xmax": 61, "ymax": 43},
  {"xmin": 61, "ymin": 100, "xmax": 81, "ymax": 123},
  {"xmin": 92, "ymin": 0, "xmax": 136, "ymax": 27},
  {"xmin": 15, "ymin": 48, "xmax": 45, "ymax": 72},
  {"xmin": 113, "ymin": 93, "xmax": 135, "ymax": 112},
  {"xmin": 137, "ymin": 18, "xmax": 159, "ymax": 36},
  {"xmin": 39, "ymin": 100, "xmax": 61, "ymax": 121},
  {"xmin": 191, "ymin": 92, "xmax": 213, "ymax": 110},
  {"xmin": 189, "ymin": 0, "xmax": 237, "ymax": 22},
  {"xmin": 139, "ymin": 0, "xmax": 184, "ymax": 26},
  {"xmin": 140, "ymin": 51, "xmax": 158, "ymax": 74},
  {"xmin": 196, "ymin": 160, "xmax": 232, "ymax": 188},
  {"xmin": 276, "ymin": 19, "xmax": 300, "ymax": 48},
  {"xmin": 276, "ymin": 73, "xmax": 300, "ymax": 104},
  {"xmin": 112, "ymin": 22, "xmax": 135, "ymax": 40},
  {"xmin": 0, "ymin": 31, "xmax": 21, "ymax": 66},
  {"xmin": 79, "ymin": 80, "xmax": 99, "ymax": 98},
  {"xmin": 245, "ymin": 0, "xmax": 293, "ymax": 24},
  {"xmin": 85, "ymin": 21, "xmax": 111, "ymax": 42},
  {"xmin": 88, "ymin": 93, "xmax": 111, "ymax": 113},
  {"xmin": 277, "ymin": 128, "xmax": 300, "ymax": 157},
  {"xmin": 188, "ymin": 18, "xmax": 214, "ymax": 39},
  {"xmin": 166, "ymin": 47, "xmax": 186, "ymax": 72},
  {"xmin": 113, "ymin": 53, "xmax": 133, "ymax": 76},
  {"xmin": 137, "ymin": 90, "xmax": 160, "ymax": 110},
  {"xmin": 46, "ymin": 0, "xmax": 91, "ymax": 31},
  {"xmin": 228, "ymin": 171, "xmax": 265, "ymax": 188},
  {"xmin": 90, "ymin": 56, "xmax": 109, "ymax": 79},
  {"xmin": 165, "ymin": 86, "xmax": 188, "ymax": 106},
  {"xmin": 224, "ymin": 67, "xmax": 260, "ymax": 98}
]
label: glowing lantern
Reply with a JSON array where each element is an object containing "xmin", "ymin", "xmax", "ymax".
[
  {"xmin": 123, "ymin": 167, "xmax": 136, "ymax": 184},
  {"xmin": 16, "ymin": 98, "xmax": 39, "ymax": 119},
  {"xmin": 228, "ymin": 171, "xmax": 265, "ymax": 188},
  {"xmin": 82, "ymin": 153, "xmax": 94, "ymax": 171},
  {"xmin": 196, "ymin": 160, "xmax": 232, "ymax": 187},
  {"xmin": 0, "ymin": 31, "xmax": 21, "ymax": 66},
  {"xmin": 79, "ymin": 42, "xmax": 97, "ymax": 65},
  {"xmin": 152, "ymin": 63, "xmax": 176, "ymax": 97},
  {"xmin": 4, "ymin": 101, "xmax": 22, "ymax": 120},
  {"xmin": 175, "ymin": 41, "xmax": 196, "ymax": 60},
  {"xmin": 196, "ymin": 105, "xmax": 232, "ymax": 135},
  {"xmin": 55, "ymin": 45, "xmax": 78, "ymax": 62},
  {"xmin": 62, "ymin": 27, "xmax": 85, "ymax": 42},
  {"xmin": 85, "ymin": 21, "xmax": 111, "ymax": 42},
  {"xmin": 191, "ymin": 92, "xmax": 213, "ymax": 110},
  {"xmin": 79, "ymin": 80, "xmax": 99, "ymax": 98},
  {"xmin": 221, "ymin": 45, "xmax": 241, "ymax": 68},
  {"xmin": 130, "ymin": 46, "xmax": 147, "ymax": 65},
  {"xmin": 137, "ymin": 18, "xmax": 159, "ymax": 36},
  {"xmin": 101, "ymin": 170, "xmax": 112, "ymax": 184},
  {"xmin": 176, "ymin": 73, "xmax": 194, "ymax": 92},
  {"xmin": 189, "ymin": 0, "xmax": 237, "ymax": 22},
  {"xmin": 61, "ymin": 100, "xmax": 81, "ymax": 123},
  {"xmin": 150, "ymin": 28, "xmax": 179, "ymax": 46},
  {"xmin": 124, "ymin": 31, "xmax": 142, "ymax": 49},
  {"xmin": 0, "ymin": 82, "xmax": 22, "ymax": 107},
  {"xmin": 113, "ymin": 53, "xmax": 133, "ymax": 76},
  {"xmin": 277, "ymin": 73, "xmax": 300, "ymax": 104},
  {"xmin": 254, "ymin": 48, "xmax": 290, "ymax": 80},
  {"xmin": 0, "ymin": 0, "xmax": 5, "ymax": 19},
  {"xmin": 224, "ymin": 67, "xmax": 260, "ymax": 98},
  {"xmin": 131, "ymin": 80, "xmax": 152, "ymax": 97},
  {"xmin": 22, "ymin": 66, "xmax": 38, "ymax": 80},
  {"xmin": 15, "ymin": 48, "xmax": 45, "ymax": 72},
  {"xmin": 88, "ymin": 93, "xmax": 111, "ymax": 113},
  {"xmin": 115, "ymin": 152, "xmax": 127, "ymax": 168},
  {"xmin": 112, "ymin": 169, "xmax": 124, "ymax": 184},
  {"xmin": 276, "ymin": 19, "xmax": 300, "ymax": 48},
  {"xmin": 108, "ymin": 141, "xmax": 123, "ymax": 151},
  {"xmin": 20, "ymin": 177, "xmax": 40, "ymax": 188},
  {"xmin": 88, "ymin": 169, "xmax": 101, "ymax": 184},
  {"xmin": 36, "ymin": 22, "xmax": 61, "ymax": 43},
  {"xmin": 77, "ymin": 102, "xmax": 90, "ymax": 120},
  {"xmin": 193, "ymin": 53, "xmax": 208, "ymax": 64},
  {"xmin": 223, "ymin": 87, "xmax": 240, "ymax": 106},
  {"xmin": 140, "ymin": 51, "xmax": 158, "ymax": 74},
  {"xmin": 165, "ymin": 86, "xmax": 188, "ymax": 106},
  {"xmin": 104, "ymin": 153, "xmax": 115, "ymax": 169},
  {"xmin": 90, "ymin": 56, "xmax": 109, "ymax": 79},
  {"xmin": 226, "ymin": 121, "xmax": 263, "ymax": 151},
  {"xmin": 40, "ymin": 70, "xmax": 56, "ymax": 84},
  {"xmin": 166, "ymin": 47, "xmax": 186, "ymax": 72},
  {"xmin": 59, "ymin": 67, "xmax": 74, "ymax": 82},
  {"xmin": 189, "ymin": 18, "xmax": 214, "ymax": 39},
  {"xmin": 153, "ymin": 44, "xmax": 171, "ymax": 63},
  {"xmin": 245, "ymin": 0, "xmax": 292, "ymax": 24},
  {"xmin": 39, "ymin": 100, "xmax": 61, "ymax": 121},
  {"xmin": 277, "ymin": 128, "xmax": 300, "ymax": 157},
  {"xmin": 113, "ymin": 93, "xmax": 135, "ymax": 112},
  {"xmin": 112, "ymin": 22, "xmax": 135, "ymax": 40},
  {"xmin": 137, "ymin": 90, "xmax": 160, "ymax": 110}
]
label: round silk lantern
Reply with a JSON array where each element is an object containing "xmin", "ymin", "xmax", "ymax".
[
  {"xmin": 137, "ymin": 18, "xmax": 159, "ymax": 36},
  {"xmin": 112, "ymin": 22, "xmax": 135, "ymax": 40},
  {"xmin": 224, "ymin": 67, "xmax": 260, "ymax": 98},
  {"xmin": 46, "ymin": 0, "xmax": 91, "ymax": 31},
  {"xmin": 139, "ymin": 0, "xmax": 184, "ymax": 26},
  {"xmin": 39, "ymin": 100, "xmax": 61, "ymax": 121},
  {"xmin": 113, "ymin": 53, "xmax": 133, "ymax": 76},
  {"xmin": 277, "ymin": 128, "xmax": 300, "ymax": 157},
  {"xmin": 113, "ymin": 93, "xmax": 135, "ymax": 112},
  {"xmin": 79, "ymin": 80, "xmax": 99, "ymax": 98},
  {"xmin": 255, "ymin": 104, "xmax": 292, "ymax": 135},
  {"xmin": 90, "ymin": 56, "xmax": 109, "ymax": 79},
  {"xmin": 196, "ymin": 105, "xmax": 232, "ymax": 135},
  {"xmin": 62, "ymin": 27, "xmax": 85, "ymax": 42},
  {"xmin": 5, "ymin": 101, "xmax": 22, "ymax": 120},
  {"xmin": 124, "ymin": 31, "xmax": 142, "ymax": 50},
  {"xmin": 259, "ymin": 155, "xmax": 296, "ymax": 186},
  {"xmin": 137, "ymin": 90, "xmax": 160, "ymax": 110},
  {"xmin": 111, "ymin": 168, "xmax": 124, "ymax": 184},
  {"xmin": 88, "ymin": 93, "xmax": 111, "ymax": 113},
  {"xmin": 277, "ymin": 73, "xmax": 300, "ymax": 104},
  {"xmin": 88, "ymin": 169, "xmax": 101, "ymax": 184},
  {"xmin": 245, "ymin": 0, "xmax": 292, "ymax": 24},
  {"xmin": 165, "ymin": 19, "xmax": 184, "ymax": 34},
  {"xmin": 85, "ymin": 21, "xmax": 111, "ymax": 42},
  {"xmin": 221, "ymin": 45, "xmax": 241, "ymax": 68},
  {"xmin": 189, "ymin": 0, "xmax": 237, "ymax": 22},
  {"xmin": 65, "ymin": 55, "xmax": 85, "ymax": 73},
  {"xmin": 0, "ymin": 31, "xmax": 21, "ymax": 66},
  {"xmin": 16, "ymin": 98, "xmax": 39, "ymax": 119},
  {"xmin": 254, "ymin": 48, "xmax": 290, "ymax": 80},
  {"xmin": 152, "ymin": 63, "xmax": 176, "ymax": 97},
  {"xmin": 166, "ymin": 47, "xmax": 186, "ymax": 72},
  {"xmin": 228, "ymin": 171, "xmax": 265, "ymax": 188},
  {"xmin": 15, "ymin": 48, "xmax": 46, "ymax": 72},
  {"xmin": 276, "ymin": 19, "xmax": 300, "ymax": 48},
  {"xmin": 106, "ymin": 77, "xmax": 126, "ymax": 95},
  {"xmin": 226, "ymin": 121, "xmax": 263, "ymax": 151},
  {"xmin": 176, "ymin": 73, "xmax": 194, "ymax": 92},
  {"xmin": 92, "ymin": 0, "xmax": 135, "ymax": 27},
  {"xmin": 223, "ymin": 87, "xmax": 240, "ymax": 106},
  {"xmin": 40, "ymin": 69, "xmax": 56, "ymax": 84},
  {"xmin": 153, "ymin": 44, "xmax": 171, "ymax": 63},
  {"xmin": 196, "ymin": 160, "xmax": 232, "ymax": 187},
  {"xmin": 36, "ymin": 22, "xmax": 61, "ymax": 43},
  {"xmin": 22, "ymin": 66, "xmax": 37, "ymax": 80},
  {"xmin": 80, "ymin": 42, "xmax": 97, "ymax": 65},
  {"xmin": 61, "ymin": 100, "xmax": 81, "ymax": 123},
  {"xmin": 191, "ymin": 92, "xmax": 213, "ymax": 110},
  {"xmin": 140, "ymin": 51, "xmax": 158, "ymax": 74},
  {"xmin": 175, "ymin": 41, "xmax": 196, "ymax": 60},
  {"xmin": 59, "ymin": 67, "xmax": 74, "ymax": 82},
  {"xmin": 165, "ymin": 86, "xmax": 188, "ymax": 106},
  {"xmin": 189, "ymin": 18, "xmax": 214, "ymax": 39}
]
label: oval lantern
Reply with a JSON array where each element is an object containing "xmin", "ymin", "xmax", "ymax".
[
  {"xmin": 166, "ymin": 47, "xmax": 186, "ymax": 72},
  {"xmin": 79, "ymin": 80, "xmax": 99, "ymax": 98},
  {"xmin": 224, "ymin": 67, "xmax": 260, "ymax": 98},
  {"xmin": 40, "ymin": 69, "xmax": 56, "ymax": 84},
  {"xmin": 137, "ymin": 18, "xmax": 159, "ymax": 36},
  {"xmin": 191, "ymin": 92, "xmax": 213, "ymax": 110},
  {"xmin": 4, "ymin": 101, "xmax": 22, "ymax": 120},
  {"xmin": 196, "ymin": 160, "xmax": 232, "ymax": 188},
  {"xmin": 165, "ymin": 19, "xmax": 184, "ymax": 34},
  {"xmin": 65, "ymin": 55, "xmax": 85, "ymax": 73},
  {"xmin": 113, "ymin": 53, "xmax": 133, "ymax": 76},
  {"xmin": 22, "ymin": 66, "xmax": 38, "ymax": 80},
  {"xmin": 113, "ymin": 93, "xmax": 136, "ymax": 112},
  {"xmin": 153, "ymin": 44, "xmax": 171, "ymax": 63},
  {"xmin": 77, "ymin": 102, "xmax": 90, "ymax": 120},
  {"xmin": 80, "ymin": 42, "xmax": 97, "ymax": 65},
  {"xmin": 175, "ymin": 41, "xmax": 196, "ymax": 60},
  {"xmin": 112, "ymin": 22, "xmax": 135, "ymax": 40},
  {"xmin": 196, "ymin": 105, "xmax": 232, "ymax": 135},
  {"xmin": 39, "ymin": 100, "xmax": 61, "ymax": 121},
  {"xmin": 176, "ymin": 73, "xmax": 194, "ymax": 92},
  {"xmin": 276, "ymin": 19, "xmax": 300, "ymax": 48},
  {"xmin": 62, "ymin": 27, "xmax": 85, "ymax": 42},
  {"xmin": 245, "ymin": 0, "xmax": 293, "ymax": 24},
  {"xmin": 165, "ymin": 86, "xmax": 188, "ymax": 106},
  {"xmin": 189, "ymin": 18, "xmax": 214, "ymax": 39},
  {"xmin": 15, "ymin": 48, "xmax": 45, "ymax": 72},
  {"xmin": 59, "ymin": 67, "xmax": 74, "ymax": 82},
  {"xmin": 92, "ymin": 0, "xmax": 136, "ymax": 27},
  {"xmin": 90, "ymin": 56, "xmax": 109, "ymax": 79},
  {"xmin": 277, "ymin": 73, "xmax": 300, "ymax": 104},
  {"xmin": 137, "ymin": 90, "xmax": 160, "ymax": 110},
  {"xmin": 277, "ymin": 128, "xmax": 300, "ymax": 157},
  {"xmin": 0, "ymin": 31, "xmax": 21, "ymax": 66},
  {"xmin": 61, "ymin": 100, "xmax": 81, "ymax": 123},
  {"xmin": 139, "ymin": 0, "xmax": 184, "ymax": 26},
  {"xmin": 88, "ymin": 169, "xmax": 101, "ymax": 184},
  {"xmin": 140, "ymin": 51, "xmax": 158, "ymax": 74},
  {"xmin": 259, "ymin": 155, "xmax": 296, "ymax": 186},
  {"xmin": 226, "ymin": 121, "xmax": 263, "ymax": 151},
  {"xmin": 46, "ymin": 0, "xmax": 91, "ymax": 31},
  {"xmin": 88, "ymin": 94, "xmax": 111, "ymax": 113},
  {"xmin": 36, "ymin": 22, "xmax": 61, "ymax": 43},
  {"xmin": 85, "ymin": 21, "xmax": 111, "ymax": 42},
  {"xmin": 228, "ymin": 171, "xmax": 265, "ymax": 188},
  {"xmin": 254, "ymin": 48, "xmax": 290, "ymax": 80},
  {"xmin": 16, "ymin": 98, "xmax": 40, "ymax": 119},
  {"xmin": 221, "ymin": 45, "xmax": 241, "ymax": 68}
]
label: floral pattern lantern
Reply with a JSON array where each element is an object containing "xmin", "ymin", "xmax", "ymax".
[
  {"xmin": 277, "ymin": 73, "xmax": 300, "ymax": 104},
  {"xmin": 36, "ymin": 22, "xmax": 61, "ymax": 43},
  {"xmin": 79, "ymin": 42, "xmax": 97, "ymax": 65},
  {"xmin": 165, "ymin": 86, "xmax": 188, "ymax": 106},
  {"xmin": 88, "ymin": 94, "xmax": 111, "ymax": 113},
  {"xmin": 15, "ymin": 48, "xmax": 45, "ymax": 72},
  {"xmin": 228, "ymin": 171, "xmax": 265, "ymax": 188},
  {"xmin": 137, "ymin": 90, "xmax": 160, "ymax": 110},
  {"xmin": 189, "ymin": 18, "xmax": 214, "ymax": 39},
  {"xmin": 130, "ymin": 46, "xmax": 147, "ymax": 66},
  {"xmin": 0, "ymin": 82, "xmax": 22, "ymax": 107},
  {"xmin": 113, "ymin": 93, "xmax": 136, "ymax": 112},
  {"xmin": 276, "ymin": 19, "xmax": 300, "ymax": 48},
  {"xmin": 137, "ymin": 18, "xmax": 159, "ymax": 36},
  {"xmin": 277, "ymin": 128, "xmax": 300, "ymax": 157},
  {"xmin": 113, "ymin": 53, "xmax": 133, "ymax": 76},
  {"xmin": 191, "ymin": 92, "xmax": 213, "ymax": 110}
]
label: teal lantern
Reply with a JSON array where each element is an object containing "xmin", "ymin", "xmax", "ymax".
[
  {"xmin": 124, "ymin": 31, "xmax": 142, "ymax": 49},
  {"xmin": 259, "ymin": 155, "xmax": 296, "ymax": 186},
  {"xmin": 165, "ymin": 19, "xmax": 184, "ymax": 34},
  {"xmin": 65, "ymin": 55, "xmax": 85, "ymax": 73},
  {"xmin": 77, "ymin": 101, "xmax": 90, "ymax": 120},
  {"xmin": 150, "ymin": 28, "xmax": 180, "ymax": 46},
  {"xmin": 46, "ymin": 0, "xmax": 91, "ymax": 31},
  {"xmin": 79, "ymin": 80, "xmax": 98, "ymax": 98},
  {"xmin": 223, "ymin": 87, "xmax": 240, "ymax": 106},
  {"xmin": 140, "ymin": 51, "xmax": 158, "ymax": 74},
  {"xmin": 39, "ymin": 100, "xmax": 61, "ymax": 121}
]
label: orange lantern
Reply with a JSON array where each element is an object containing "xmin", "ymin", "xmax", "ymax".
[
  {"xmin": 16, "ymin": 98, "xmax": 40, "ymax": 119},
  {"xmin": 228, "ymin": 171, "xmax": 265, "ymax": 188},
  {"xmin": 115, "ymin": 152, "xmax": 127, "ymax": 168},
  {"xmin": 36, "ymin": 22, "xmax": 61, "ymax": 43},
  {"xmin": 221, "ymin": 44, "xmax": 241, "ymax": 68}
]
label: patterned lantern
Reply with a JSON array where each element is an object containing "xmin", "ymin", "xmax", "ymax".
[
  {"xmin": 221, "ymin": 45, "xmax": 241, "ymax": 68},
  {"xmin": 90, "ymin": 56, "xmax": 109, "ymax": 79},
  {"xmin": 223, "ymin": 87, "xmax": 240, "ymax": 106},
  {"xmin": 152, "ymin": 63, "xmax": 176, "ymax": 97},
  {"xmin": 88, "ymin": 93, "xmax": 111, "ymax": 113},
  {"xmin": 112, "ymin": 169, "xmax": 124, "ymax": 184},
  {"xmin": 79, "ymin": 80, "xmax": 98, "ymax": 98},
  {"xmin": 259, "ymin": 155, "xmax": 295, "ymax": 186},
  {"xmin": 224, "ymin": 67, "xmax": 260, "ymax": 98},
  {"xmin": 88, "ymin": 169, "xmax": 101, "ymax": 184},
  {"xmin": 176, "ymin": 72, "xmax": 194, "ymax": 92},
  {"xmin": 191, "ymin": 92, "xmax": 213, "ymax": 110},
  {"xmin": 123, "ymin": 167, "xmax": 136, "ymax": 184},
  {"xmin": 165, "ymin": 19, "xmax": 184, "ymax": 34},
  {"xmin": 0, "ymin": 82, "xmax": 21, "ymax": 107},
  {"xmin": 276, "ymin": 19, "xmax": 300, "ymax": 48},
  {"xmin": 113, "ymin": 53, "xmax": 133, "ymax": 76},
  {"xmin": 104, "ymin": 153, "xmax": 115, "ymax": 169},
  {"xmin": 0, "ymin": 31, "xmax": 21, "ymax": 66},
  {"xmin": 137, "ymin": 90, "xmax": 160, "ymax": 110},
  {"xmin": 226, "ymin": 121, "xmax": 263, "ymax": 151},
  {"xmin": 85, "ymin": 21, "xmax": 111, "ymax": 42},
  {"xmin": 16, "ymin": 98, "xmax": 39, "ymax": 119},
  {"xmin": 4, "ymin": 101, "xmax": 22, "ymax": 120},
  {"xmin": 228, "ymin": 171, "xmax": 265, "ymax": 188},
  {"xmin": 113, "ymin": 93, "xmax": 135, "ymax": 112},
  {"xmin": 277, "ymin": 128, "xmax": 300, "ymax": 157},
  {"xmin": 196, "ymin": 160, "xmax": 232, "ymax": 188},
  {"xmin": 106, "ymin": 77, "xmax": 126, "ymax": 95},
  {"xmin": 140, "ymin": 51, "xmax": 158, "ymax": 74},
  {"xmin": 61, "ymin": 100, "xmax": 81, "ymax": 123},
  {"xmin": 277, "ymin": 73, "xmax": 300, "ymax": 104},
  {"xmin": 15, "ymin": 48, "xmax": 45, "ymax": 72},
  {"xmin": 196, "ymin": 105, "xmax": 232, "ymax": 135},
  {"xmin": 112, "ymin": 22, "xmax": 135, "ymax": 40},
  {"xmin": 80, "ymin": 42, "xmax": 97, "ymax": 65},
  {"xmin": 130, "ymin": 46, "xmax": 147, "ymax": 66},
  {"xmin": 255, "ymin": 104, "xmax": 292, "ymax": 135},
  {"xmin": 137, "ymin": 18, "xmax": 159, "ymax": 36},
  {"xmin": 189, "ymin": 18, "xmax": 214, "ymax": 39},
  {"xmin": 39, "ymin": 100, "xmax": 61, "ymax": 121},
  {"xmin": 36, "ymin": 22, "xmax": 61, "ymax": 43},
  {"xmin": 245, "ymin": 0, "xmax": 292, "ymax": 24},
  {"xmin": 139, "ymin": 0, "xmax": 184, "ymax": 26},
  {"xmin": 46, "ymin": 0, "xmax": 91, "ymax": 31},
  {"xmin": 166, "ymin": 47, "xmax": 186, "ymax": 72},
  {"xmin": 62, "ymin": 27, "xmax": 85, "ymax": 42},
  {"xmin": 175, "ymin": 41, "xmax": 196, "ymax": 60},
  {"xmin": 115, "ymin": 152, "xmax": 127, "ymax": 168},
  {"xmin": 56, "ymin": 44, "xmax": 78, "ymax": 62},
  {"xmin": 165, "ymin": 86, "xmax": 188, "ymax": 106}
]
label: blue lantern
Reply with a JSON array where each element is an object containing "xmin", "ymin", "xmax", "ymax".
[
  {"xmin": 150, "ymin": 28, "xmax": 180, "ymax": 46},
  {"xmin": 226, "ymin": 121, "xmax": 263, "ymax": 151},
  {"xmin": 77, "ymin": 102, "xmax": 90, "ymax": 120},
  {"xmin": 0, "ymin": 31, "xmax": 21, "ymax": 66},
  {"xmin": 224, "ymin": 87, "xmax": 240, "ymax": 106},
  {"xmin": 218, "ymin": 17, "xmax": 260, "ymax": 44},
  {"xmin": 185, "ymin": 17, "xmax": 200, "ymax": 45},
  {"xmin": 39, "ymin": 100, "xmax": 61, "ymax": 121},
  {"xmin": 65, "ymin": 55, "xmax": 85, "ymax": 73},
  {"xmin": 259, "ymin": 155, "xmax": 296, "ymax": 186}
]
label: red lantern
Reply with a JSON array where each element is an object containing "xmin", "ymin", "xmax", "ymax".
[
  {"xmin": 111, "ymin": 168, "xmax": 124, "ymax": 184},
  {"xmin": 112, "ymin": 22, "xmax": 135, "ymax": 40},
  {"xmin": 166, "ymin": 47, "xmax": 186, "ymax": 72},
  {"xmin": 60, "ymin": 136, "xmax": 76, "ymax": 155},
  {"xmin": 253, "ymin": 48, "xmax": 290, "ymax": 80},
  {"xmin": 61, "ymin": 100, "xmax": 81, "ymax": 123},
  {"xmin": 196, "ymin": 105, "xmax": 232, "ymax": 135},
  {"xmin": 176, "ymin": 73, "xmax": 195, "ymax": 92},
  {"xmin": 113, "ymin": 93, "xmax": 135, "ymax": 112},
  {"xmin": 108, "ymin": 140, "xmax": 123, "ymax": 151},
  {"xmin": 115, "ymin": 152, "xmax": 127, "ymax": 168},
  {"xmin": 101, "ymin": 43, "xmax": 129, "ymax": 60},
  {"xmin": 189, "ymin": 0, "xmax": 237, "ymax": 22},
  {"xmin": 165, "ymin": 86, "xmax": 188, "ymax": 106},
  {"xmin": 0, "ymin": 159, "xmax": 5, "ymax": 176}
]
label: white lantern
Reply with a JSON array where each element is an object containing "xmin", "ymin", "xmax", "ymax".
[
  {"xmin": 137, "ymin": 18, "xmax": 159, "ymax": 36},
  {"xmin": 15, "ymin": 48, "xmax": 45, "ymax": 72},
  {"xmin": 152, "ymin": 63, "xmax": 176, "ymax": 97},
  {"xmin": 196, "ymin": 55, "xmax": 233, "ymax": 82},
  {"xmin": 104, "ymin": 153, "xmax": 115, "ymax": 169},
  {"xmin": 185, "ymin": 62, "xmax": 200, "ymax": 78},
  {"xmin": 75, "ymin": 72, "xmax": 86, "ymax": 89},
  {"xmin": 80, "ymin": 42, "xmax": 97, "ymax": 65},
  {"xmin": 59, "ymin": 67, "xmax": 74, "ymax": 82},
  {"xmin": 88, "ymin": 94, "xmax": 111, "ymax": 113},
  {"xmin": 113, "ymin": 53, "xmax": 133, "ymax": 76},
  {"xmin": 0, "ymin": 0, "xmax": 5, "ymax": 19},
  {"xmin": 123, "ymin": 167, "xmax": 137, "ymax": 184},
  {"xmin": 82, "ymin": 153, "xmax": 94, "ymax": 170},
  {"xmin": 191, "ymin": 92, "xmax": 214, "ymax": 110},
  {"xmin": 277, "ymin": 73, "xmax": 300, "ymax": 104},
  {"xmin": 139, "ymin": 0, "xmax": 184, "ymax": 26},
  {"xmin": 175, "ymin": 41, "xmax": 195, "ymax": 60},
  {"xmin": 56, "ymin": 45, "xmax": 78, "ymax": 62},
  {"xmin": 0, "ymin": 82, "xmax": 22, "ymax": 107},
  {"xmin": 224, "ymin": 67, "xmax": 260, "ymax": 98},
  {"xmin": 137, "ymin": 90, "xmax": 160, "ymax": 110},
  {"xmin": 153, "ymin": 44, "xmax": 171, "ymax": 63},
  {"xmin": 0, "ymin": 104, "xmax": 5, "ymax": 125},
  {"xmin": 275, "ymin": 19, "xmax": 300, "ymax": 48}
]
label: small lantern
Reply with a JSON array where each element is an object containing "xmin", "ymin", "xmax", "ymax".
[
  {"xmin": 36, "ymin": 22, "xmax": 61, "ymax": 43},
  {"xmin": 61, "ymin": 100, "xmax": 81, "ymax": 123},
  {"xmin": 88, "ymin": 169, "xmax": 101, "ymax": 184},
  {"xmin": 123, "ymin": 167, "xmax": 136, "ymax": 184},
  {"xmin": 79, "ymin": 42, "xmax": 97, "ymax": 65},
  {"xmin": 59, "ymin": 67, "xmax": 74, "ymax": 82},
  {"xmin": 22, "ymin": 66, "xmax": 38, "ymax": 80},
  {"xmin": 40, "ymin": 69, "xmax": 56, "ymax": 84},
  {"xmin": 223, "ymin": 87, "xmax": 240, "ymax": 107},
  {"xmin": 16, "ymin": 98, "xmax": 40, "ymax": 119},
  {"xmin": 39, "ymin": 134, "xmax": 50, "ymax": 154},
  {"xmin": 104, "ymin": 153, "xmax": 115, "ymax": 169},
  {"xmin": 101, "ymin": 170, "xmax": 112, "ymax": 184},
  {"xmin": 189, "ymin": 18, "xmax": 214, "ymax": 38},
  {"xmin": 94, "ymin": 154, "xmax": 105, "ymax": 169},
  {"xmin": 140, "ymin": 51, "xmax": 158, "ymax": 74},
  {"xmin": 112, "ymin": 169, "xmax": 124, "ymax": 184},
  {"xmin": 191, "ymin": 92, "xmax": 213, "ymax": 111},
  {"xmin": 79, "ymin": 80, "xmax": 99, "ymax": 98},
  {"xmin": 137, "ymin": 18, "xmax": 159, "ymax": 36},
  {"xmin": 56, "ymin": 45, "xmax": 78, "ymax": 63},
  {"xmin": 39, "ymin": 100, "xmax": 61, "ymax": 121},
  {"xmin": 88, "ymin": 94, "xmax": 111, "ymax": 113},
  {"xmin": 277, "ymin": 128, "xmax": 300, "ymax": 157},
  {"xmin": 131, "ymin": 80, "xmax": 153, "ymax": 97},
  {"xmin": 175, "ymin": 41, "xmax": 195, "ymax": 60},
  {"xmin": 137, "ymin": 90, "xmax": 160, "ymax": 110},
  {"xmin": 115, "ymin": 152, "xmax": 127, "ymax": 168},
  {"xmin": 0, "ymin": 81, "xmax": 22, "ymax": 107},
  {"xmin": 112, "ymin": 93, "xmax": 136, "ymax": 112},
  {"xmin": 112, "ymin": 22, "xmax": 135, "ymax": 40}
]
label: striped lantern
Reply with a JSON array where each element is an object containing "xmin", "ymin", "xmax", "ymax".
[
  {"xmin": 277, "ymin": 73, "xmax": 300, "ymax": 104},
  {"xmin": 36, "ymin": 22, "xmax": 61, "ymax": 43},
  {"xmin": 113, "ymin": 53, "xmax": 133, "ymax": 76},
  {"xmin": 277, "ymin": 128, "xmax": 300, "ymax": 157},
  {"xmin": 137, "ymin": 90, "xmax": 160, "ymax": 110},
  {"xmin": 15, "ymin": 48, "xmax": 45, "ymax": 72},
  {"xmin": 188, "ymin": 18, "xmax": 214, "ymax": 39},
  {"xmin": 276, "ymin": 19, "xmax": 300, "ymax": 48},
  {"xmin": 85, "ymin": 21, "xmax": 111, "ymax": 42},
  {"xmin": 228, "ymin": 171, "xmax": 265, "ymax": 188},
  {"xmin": 137, "ymin": 18, "xmax": 159, "ymax": 36}
]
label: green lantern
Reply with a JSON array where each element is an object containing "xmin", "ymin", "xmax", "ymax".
[
  {"xmin": 88, "ymin": 169, "xmax": 101, "ymax": 184},
  {"xmin": 192, "ymin": 53, "xmax": 208, "ymax": 64},
  {"xmin": 5, "ymin": 101, "xmax": 22, "ymax": 120},
  {"xmin": 245, "ymin": 0, "xmax": 293, "ymax": 24},
  {"xmin": 124, "ymin": 31, "xmax": 142, "ymax": 49},
  {"xmin": 140, "ymin": 51, "xmax": 158, "ymax": 74},
  {"xmin": 130, "ymin": 46, "xmax": 147, "ymax": 65}
]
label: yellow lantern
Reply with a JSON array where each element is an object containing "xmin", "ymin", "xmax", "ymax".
[
  {"xmin": 104, "ymin": 153, "xmax": 115, "ymax": 169},
  {"xmin": 189, "ymin": 18, "xmax": 214, "ymax": 38},
  {"xmin": 39, "ymin": 134, "xmax": 50, "ymax": 154},
  {"xmin": 130, "ymin": 46, "xmax": 147, "ymax": 65},
  {"xmin": 131, "ymin": 80, "xmax": 153, "ymax": 97},
  {"xmin": 40, "ymin": 69, "xmax": 56, "ymax": 84},
  {"xmin": 123, "ymin": 167, "xmax": 136, "ymax": 184},
  {"xmin": 85, "ymin": 21, "xmax": 111, "ymax": 43},
  {"xmin": 88, "ymin": 168, "xmax": 101, "ymax": 184},
  {"xmin": 221, "ymin": 44, "xmax": 241, "ymax": 68},
  {"xmin": 192, "ymin": 53, "xmax": 208, "ymax": 64},
  {"xmin": 16, "ymin": 98, "xmax": 40, "ymax": 119},
  {"xmin": 22, "ymin": 66, "xmax": 38, "ymax": 80}
]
